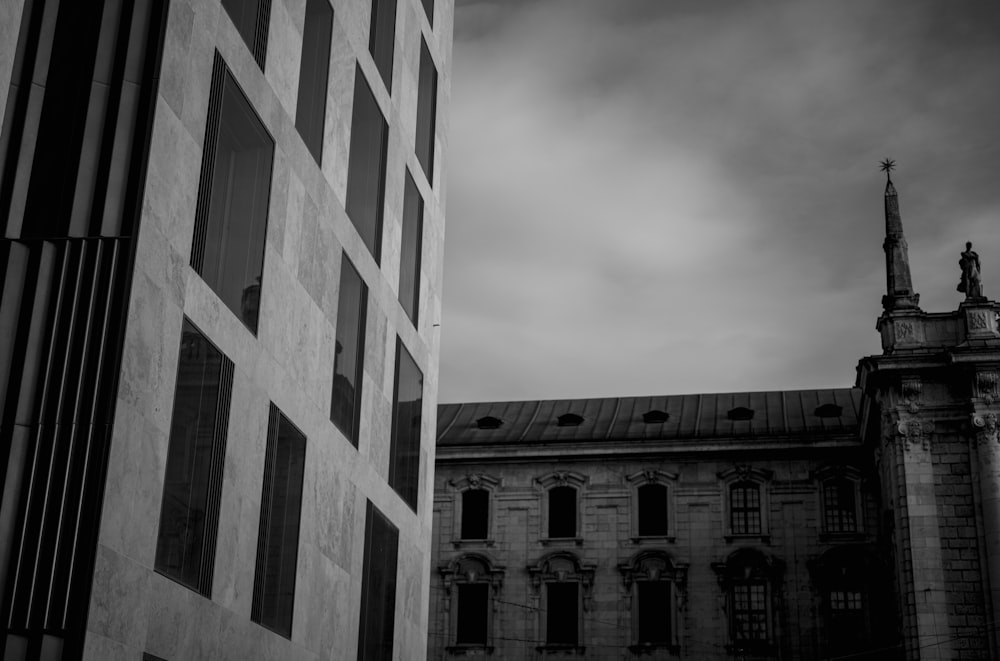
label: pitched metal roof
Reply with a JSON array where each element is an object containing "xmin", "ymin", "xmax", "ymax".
[{"xmin": 437, "ymin": 388, "xmax": 862, "ymax": 446}]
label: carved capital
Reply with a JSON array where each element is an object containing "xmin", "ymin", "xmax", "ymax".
[
  {"xmin": 973, "ymin": 413, "xmax": 999, "ymax": 446},
  {"xmin": 896, "ymin": 418, "xmax": 933, "ymax": 451},
  {"xmin": 976, "ymin": 371, "xmax": 999, "ymax": 405}
]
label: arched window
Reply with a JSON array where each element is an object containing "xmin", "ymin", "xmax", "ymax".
[
  {"xmin": 548, "ymin": 486, "xmax": 577, "ymax": 538},
  {"xmin": 712, "ymin": 548, "xmax": 784, "ymax": 656},
  {"xmin": 618, "ymin": 551, "xmax": 687, "ymax": 652},
  {"xmin": 813, "ymin": 466, "xmax": 864, "ymax": 538},
  {"xmin": 448, "ymin": 474, "xmax": 499, "ymax": 547},
  {"xmin": 626, "ymin": 469, "xmax": 677, "ymax": 541},
  {"xmin": 439, "ymin": 554, "xmax": 505, "ymax": 653},
  {"xmin": 536, "ymin": 471, "xmax": 587, "ymax": 543},
  {"xmin": 461, "ymin": 488, "xmax": 489, "ymax": 540},
  {"xmin": 528, "ymin": 552, "xmax": 596, "ymax": 653},
  {"xmin": 718, "ymin": 466, "xmax": 772, "ymax": 541}
]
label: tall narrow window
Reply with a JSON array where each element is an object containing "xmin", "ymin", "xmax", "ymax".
[
  {"xmin": 548, "ymin": 486, "xmax": 576, "ymax": 538},
  {"xmin": 389, "ymin": 338, "xmax": 423, "ymax": 510},
  {"xmin": 456, "ymin": 583, "xmax": 489, "ymax": 645},
  {"xmin": 713, "ymin": 548, "xmax": 780, "ymax": 656},
  {"xmin": 368, "ymin": 0, "xmax": 397, "ymax": 89},
  {"xmin": 155, "ymin": 319, "xmax": 234, "ymax": 595},
  {"xmin": 732, "ymin": 582, "xmax": 769, "ymax": 646},
  {"xmin": 415, "ymin": 38, "xmax": 438, "ymax": 183},
  {"xmin": 637, "ymin": 483, "xmax": 668, "ymax": 537},
  {"xmin": 295, "ymin": 0, "xmax": 333, "ymax": 163},
  {"xmin": 399, "ymin": 170, "xmax": 423, "ymax": 325},
  {"xmin": 546, "ymin": 582, "xmax": 579, "ymax": 645},
  {"xmin": 221, "ymin": 0, "xmax": 271, "ymax": 68},
  {"xmin": 730, "ymin": 482, "xmax": 761, "ymax": 535},
  {"xmin": 252, "ymin": 405, "xmax": 307, "ymax": 638},
  {"xmin": 191, "ymin": 55, "xmax": 275, "ymax": 333},
  {"xmin": 636, "ymin": 582, "xmax": 671, "ymax": 645},
  {"xmin": 823, "ymin": 478, "xmax": 858, "ymax": 533},
  {"xmin": 461, "ymin": 489, "xmax": 489, "ymax": 540},
  {"xmin": 358, "ymin": 501, "xmax": 399, "ymax": 661},
  {"xmin": 346, "ymin": 68, "xmax": 388, "ymax": 261},
  {"xmin": 331, "ymin": 255, "xmax": 367, "ymax": 445},
  {"xmin": 620, "ymin": 551, "xmax": 686, "ymax": 651}
]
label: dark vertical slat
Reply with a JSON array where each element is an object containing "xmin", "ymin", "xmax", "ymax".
[
  {"xmin": 190, "ymin": 53, "xmax": 226, "ymax": 274},
  {"xmin": 254, "ymin": 0, "xmax": 272, "ymax": 69},
  {"xmin": 252, "ymin": 404, "xmax": 279, "ymax": 621},
  {"xmin": 198, "ymin": 356, "xmax": 233, "ymax": 594}
]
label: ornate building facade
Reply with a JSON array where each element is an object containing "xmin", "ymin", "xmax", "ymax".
[
  {"xmin": 429, "ymin": 174, "xmax": 1000, "ymax": 660},
  {"xmin": 0, "ymin": 1, "xmax": 452, "ymax": 659}
]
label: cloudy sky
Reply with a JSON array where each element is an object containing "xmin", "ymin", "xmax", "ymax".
[{"xmin": 437, "ymin": 0, "xmax": 1000, "ymax": 403}]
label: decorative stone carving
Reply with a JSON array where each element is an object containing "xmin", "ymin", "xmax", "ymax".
[
  {"xmin": 895, "ymin": 321, "xmax": 915, "ymax": 342},
  {"xmin": 900, "ymin": 376, "xmax": 922, "ymax": 413},
  {"xmin": 896, "ymin": 418, "xmax": 933, "ymax": 451},
  {"xmin": 734, "ymin": 464, "xmax": 754, "ymax": 482},
  {"xmin": 973, "ymin": 413, "xmax": 999, "ymax": 445},
  {"xmin": 969, "ymin": 311, "xmax": 989, "ymax": 330},
  {"xmin": 976, "ymin": 371, "xmax": 999, "ymax": 405}
]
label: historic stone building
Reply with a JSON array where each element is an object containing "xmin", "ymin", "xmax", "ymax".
[
  {"xmin": 0, "ymin": 1, "xmax": 452, "ymax": 660},
  {"xmin": 429, "ymin": 173, "xmax": 1000, "ymax": 660}
]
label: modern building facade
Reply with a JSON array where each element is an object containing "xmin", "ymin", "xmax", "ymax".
[
  {"xmin": 429, "ymin": 175, "xmax": 1000, "ymax": 660},
  {"xmin": 0, "ymin": 0, "xmax": 452, "ymax": 659}
]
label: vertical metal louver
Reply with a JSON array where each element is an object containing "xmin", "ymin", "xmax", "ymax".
[{"xmin": 0, "ymin": 0, "xmax": 168, "ymax": 658}]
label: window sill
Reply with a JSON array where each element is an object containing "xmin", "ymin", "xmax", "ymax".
[
  {"xmin": 724, "ymin": 534, "xmax": 770, "ymax": 544},
  {"xmin": 446, "ymin": 645, "xmax": 494, "ymax": 656},
  {"xmin": 818, "ymin": 531, "xmax": 865, "ymax": 543},
  {"xmin": 451, "ymin": 538, "xmax": 495, "ymax": 549},
  {"xmin": 540, "ymin": 537, "xmax": 584, "ymax": 547},
  {"xmin": 630, "ymin": 535, "xmax": 676, "ymax": 545},
  {"xmin": 535, "ymin": 644, "xmax": 585, "ymax": 655},
  {"xmin": 725, "ymin": 642, "xmax": 776, "ymax": 657},
  {"xmin": 628, "ymin": 642, "xmax": 679, "ymax": 655}
]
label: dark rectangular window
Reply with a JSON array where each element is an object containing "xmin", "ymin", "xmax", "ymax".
[
  {"xmin": 155, "ymin": 319, "xmax": 234, "ymax": 595},
  {"xmin": 730, "ymin": 482, "xmax": 761, "ymax": 535},
  {"xmin": 399, "ymin": 170, "xmax": 423, "ymax": 325},
  {"xmin": 221, "ymin": 0, "xmax": 271, "ymax": 68},
  {"xmin": 191, "ymin": 55, "xmax": 274, "ymax": 333},
  {"xmin": 456, "ymin": 583, "xmax": 489, "ymax": 645},
  {"xmin": 358, "ymin": 500, "xmax": 399, "ymax": 661},
  {"xmin": 346, "ymin": 68, "xmax": 388, "ymax": 261},
  {"xmin": 389, "ymin": 338, "xmax": 423, "ymax": 510},
  {"xmin": 420, "ymin": 0, "xmax": 434, "ymax": 23},
  {"xmin": 548, "ymin": 486, "xmax": 576, "ymax": 538},
  {"xmin": 461, "ymin": 489, "xmax": 489, "ymax": 540},
  {"xmin": 331, "ymin": 255, "xmax": 367, "ymax": 445},
  {"xmin": 732, "ymin": 583, "xmax": 768, "ymax": 643},
  {"xmin": 636, "ymin": 582, "xmax": 671, "ymax": 644},
  {"xmin": 415, "ymin": 38, "xmax": 437, "ymax": 183},
  {"xmin": 824, "ymin": 479, "xmax": 857, "ymax": 533},
  {"xmin": 252, "ymin": 405, "xmax": 307, "ymax": 638},
  {"xmin": 295, "ymin": 0, "xmax": 333, "ymax": 163},
  {"xmin": 637, "ymin": 483, "xmax": 668, "ymax": 537},
  {"xmin": 368, "ymin": 0, "xmax": 397, "ymax": 89},
  {"xmin": 546, "ymin": 583, "xmax": 578, "ymax": 645}
]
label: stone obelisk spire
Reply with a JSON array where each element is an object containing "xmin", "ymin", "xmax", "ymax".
[{"xmin": 880, "ymin": 159, "xmax": 921, "ymax": 311}]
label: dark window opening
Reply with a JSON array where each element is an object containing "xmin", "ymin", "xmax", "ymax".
[
  {"xmin": 642, "ymin": 410, "xmax": 669, "ymax": 424},
  {"xmin": 456, "ymin": 583, "xmax": 489, "ymax": 646},
  {"xmin": 191, "ymin": 57, "xmax": 274, "ymax": 334},
  {"xmin": 828, "ymin": 589, "xmax": 866, "ymax": 653},
  {"xmin": 556, "ymin": 413, "xmax": 583, "ymax": 427},
  {"xmin": 155, "ymin": 320, "xmax": 234, "ymax": 595},
  {"xmin": 420, "ymin": 0, "xmax": 434, "ymax": 23},
  {"xmin": 331, "ymin": 255, "xmax": 367, "ymax": 445},
  {"xmin": 461, "ymin": 489, "xmax": 489, "ymax": 540},
  {"xmin": 368, "ymin": 0, "xmax": 397, "ymax": 89},
  {"xmin": 389, "ymin": 339, "xmax": 423, "ymax": 510},
  {"xmin": 415, "ymin": 38, "xmax": 437, "ymax": 183},
  {"xmin": 546, "ymin": 582, "xmax": 579, "ymax": 645},
  {"xmin": 345, "ymin": 68, "xmax": 388, "ymax": 261},
  {"xmin": 730, "ymin": 482, "xmax": 761, "ymax": 535},
  {"xmin": 252, "ymin": 405, "xmax": 307, "ymax": 638},
  {"xmin": 548, "ymin": 486, "xmax": 576, "ymax": 538},
  {"xmin": 732, "ymin": 582, "xmax": 768, "ymax": 644},
  {"xmin": 475, "ymin": 415, "xmax": 503, "ymax": 430},
  {"xmin": 637, "ymin": 484, "xmax": 668, "ymax": 537},
  {"xmin": 814, "ymin": 403, "xmax": 843, "ymax": 418},
  {"xmin": 824, "ymin": 479, "xmax": 858, "ymax": 533},
  {"xmin": 636, "ymin": 581, "xmax": 671, "ymax": 645},
  {"xmin": 295, "ymin": 0, "xmax": 333, "ymax": 163},
  {"xmin": 221, "ymin": 0, "xmax": 271, "ymax": 68},
  {"xmin": 727, "ymin": 406, "xmax": 754, "ymax": 421},
  {"xmin": 358, "ymin": 501, "xmax": 399, "ymax": 661},
  {"xmin": 399, "ymin": 170, "xmax": 423, "ymax": 325}
]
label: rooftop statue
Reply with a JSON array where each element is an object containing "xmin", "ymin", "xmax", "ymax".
[{"xmin": 958, "ymin": 241, "xmax": 984, "ymax": 299}]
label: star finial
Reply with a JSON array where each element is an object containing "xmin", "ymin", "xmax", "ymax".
[{"xmin": 879, "ymin": 158, "xmax": 896, "ymax": 180}]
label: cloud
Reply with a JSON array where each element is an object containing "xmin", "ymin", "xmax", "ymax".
[{"xmin": 440, "ymin": 0, "xmax": 1000, "ymax": 402}]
